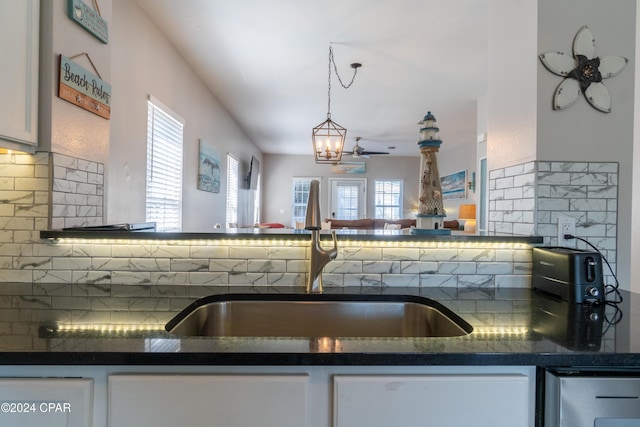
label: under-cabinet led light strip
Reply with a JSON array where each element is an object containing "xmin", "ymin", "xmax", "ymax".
[
  {"xmin": 50, "ymin": 324, "xmax": 531, "ymax": 340},
  {"xmin": 49, "ymin": 238, "xmax": 531, "ymax": 250},
  {"xmin": 55, "ymin": 324, "xmax": 166, "ymax": 334},
  {"xmin": 471, "ymin": 326, "xmax": 530, "ymax": 338}
]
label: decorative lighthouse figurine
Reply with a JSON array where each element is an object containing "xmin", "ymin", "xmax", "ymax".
[{"xmin": 412, "ymin": 111, "xmax": 451, "ymax": 235}]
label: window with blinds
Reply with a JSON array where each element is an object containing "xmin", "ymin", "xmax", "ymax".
[
  {"xmin": 374, "ymin": 179, "xmax": 403, "ymax": 220},
  {"xmin": 226, "ymin": 154, "xmax": 239, "ymax": 227},
  {"xmin": 145, "ymin": 96, "xmax": 184, "ymax": 232},
  {"xmin": 291, "ymin": 177, "xmax": 319, "ymax": 227}
]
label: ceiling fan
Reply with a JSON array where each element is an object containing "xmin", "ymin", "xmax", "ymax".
[{"xmin": 343, "ymin": 137, "xmax": 390, "ymax": 158}]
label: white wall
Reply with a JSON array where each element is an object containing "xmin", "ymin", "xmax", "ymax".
[
  {"xmin": 632, "ymin": 3, "xmax": 640, "ymax": 293},
  {"xmin": 536, "ymin": 1, "xmax": 635, "ymax": 162},
  {"xmin": 108, "ymin": 0, "xmax": 261, "ymax": 230},
  {"xmin": 536, "ymin": 0, "xmax": 636, "ymax": 290},
  {"xmin": 487, "ymin": 0, "xmax": 538, "ymax": 172},
  {"xmin": 38, "ymin": 0, "xmax": 111, "ymax": 163}
]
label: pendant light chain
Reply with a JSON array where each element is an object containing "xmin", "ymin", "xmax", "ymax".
[
  {"xmin": 313, "ymin": 45, "xmax": 360, "ymax": 164},
  {"xmin": 327, "ymin": 47, "xmax": 332, "ymax": 120},
  {"xmin": 327, "ymin": 45, "xmax": 360, "ymax": 119},
  {"xmin": 329, "ymin": 46, "xmax": 359, "ymax": 89}
]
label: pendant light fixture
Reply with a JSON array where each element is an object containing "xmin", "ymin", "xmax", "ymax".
[{"xmin": 312, "ymin": 45, "xmax": 361, "ymax": 164}]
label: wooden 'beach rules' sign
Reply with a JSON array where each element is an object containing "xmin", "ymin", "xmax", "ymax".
[
  {"xmin": 58, "ymin": 55, "xmax": 111, "ymax": 120},
  {"xmin": 68, "ymin": 0, "xmax": 108, "ymax": 44}
]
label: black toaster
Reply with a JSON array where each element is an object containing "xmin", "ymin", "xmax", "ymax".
[{"xmin": 531, "ymin": 247, "xmax": 604, "ymax": 303}]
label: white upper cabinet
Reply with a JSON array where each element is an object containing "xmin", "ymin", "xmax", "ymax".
[{"xmin": 0, "ymin": 0, "xmax": 39, "ymax": 151}]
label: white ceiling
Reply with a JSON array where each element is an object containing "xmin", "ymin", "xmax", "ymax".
[{"xmin": 135, "ymin": 0, "xmax": 490, "ymax": 157}]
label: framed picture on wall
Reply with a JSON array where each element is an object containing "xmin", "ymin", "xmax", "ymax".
[
  {"xmin": 198, "ymin": 139, "xmax": 221, "ymax": 193},
  {"xmin": 440, "ymin": 169, "xmax": 467, "ymax": 200},
  {"xmin": 331, "ymin": 162, "xmax": 366, "ymax": 174}
]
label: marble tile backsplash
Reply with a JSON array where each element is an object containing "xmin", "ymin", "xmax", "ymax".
[
  {"xmin": 51, "ymin": 153, "xmax": 104, "ymax": 229},
  {"xmin": 489, "ymin": 160, "xmax": 618, "ymax": 283},
  {"xmin": 0, "ymin": 151, "xmax": 50, "ymax": 283},
  {"xmin": 23, "ymin": 239, "xmax": 533, "ymax": 289}
]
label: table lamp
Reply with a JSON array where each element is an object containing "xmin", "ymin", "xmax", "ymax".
[{"xmin": 458, "ymin": 204, "xmax": 476, "ymax": 233}]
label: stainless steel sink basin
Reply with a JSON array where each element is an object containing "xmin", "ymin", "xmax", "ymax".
[{"xmin": 165, "ymin": 294, "xmax": 472, "ymax": 338}]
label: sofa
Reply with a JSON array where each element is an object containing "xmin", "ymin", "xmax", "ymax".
[{"xmin": 323, "ymin": 218, "xmax": 459, "ymax": 230}]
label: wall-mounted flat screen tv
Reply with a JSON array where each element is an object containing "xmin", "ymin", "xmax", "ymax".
[{"xmin": 247, "ymin": 155, "xmax": 260, "ymax": 190}]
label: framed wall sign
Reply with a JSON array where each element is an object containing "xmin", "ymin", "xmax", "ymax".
[
  {"xmin": 58, "ymin": 55, "xmax": 111, "ymax": 119},
  {"xmin": 68, "ymin": 0, "xmax": 108, "ymax": 44}
]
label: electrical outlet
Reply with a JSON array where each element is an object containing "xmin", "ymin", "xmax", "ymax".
[{"xmin": 557, "ymin": 216, "xmax": 576, "ymax": 247}]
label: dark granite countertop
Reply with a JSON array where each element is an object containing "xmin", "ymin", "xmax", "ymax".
[
  {"xmin": 0, "ymin": 284, "xmax": 635, "ymax": 367},
  {"xmin": 39, "ymin": 228, "xmax": 544, "ymax": 243}
]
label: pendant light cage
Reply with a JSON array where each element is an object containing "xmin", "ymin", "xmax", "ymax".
[
  {"xmin": 312, "ymin": 118, "xmax": 346, "ymax": 164},
  {"xmin": 311, "ymin": 45, "xmax": 360, "ymax": 164}
]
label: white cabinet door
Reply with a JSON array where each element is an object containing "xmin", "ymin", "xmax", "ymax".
[
  {"xmin": 109, "ymin": 374, "xmax": 309, "ymax": 427},
  {"xmin": 0, "ymin": 378, "xmax": 93, "ymax": 427},
  {"xmin": 334, "ymin": 374, "xmax": 530, "ymax": 427},
  {"xmin": 0, "ymin": 0, "xmax": 39, "ymax": 149}
]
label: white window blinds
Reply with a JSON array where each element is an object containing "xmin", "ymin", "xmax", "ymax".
[
  {"xmin": 146, "ymin": 96, "xmax": 184, "ymax": 232},
  {"xmin": 374, "ymin": 179, "xmax": 403, "ymax": 220},
  {"xmin": 226, "ymin": 154, "xmax": 239, "ymax": 227},
  {"xmin": 291, "ymin": 177, "xmax": 320, "ymax": 227}
]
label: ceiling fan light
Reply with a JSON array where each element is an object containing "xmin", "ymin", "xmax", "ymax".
[{"xmin": 312, "ymin": 118, "xmax": 346, "ymax": 164}]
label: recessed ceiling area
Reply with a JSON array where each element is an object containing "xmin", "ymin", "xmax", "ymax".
[{"xmin": 135, "ymin": 0, "xmax": 490, "ymax": 156}]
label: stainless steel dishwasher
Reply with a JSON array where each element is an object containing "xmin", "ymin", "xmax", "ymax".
[{"xmin": 545, "ymin": 369, "xmax": 640, "ymax": 426}]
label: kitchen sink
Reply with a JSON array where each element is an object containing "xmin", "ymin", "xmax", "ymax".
[{"xmin": 165, "ymin": 294, "xmax": 472, "ymax": 338}]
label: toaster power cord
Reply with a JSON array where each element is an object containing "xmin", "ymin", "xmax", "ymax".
[{"xmin": 563, "ymin": 234, "xmax": 622, "ymax": 304}]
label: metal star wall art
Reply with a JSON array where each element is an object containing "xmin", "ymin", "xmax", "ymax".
[{"xmin": 539, "ymin": 25, "xmax": 627, "ymax": 113}]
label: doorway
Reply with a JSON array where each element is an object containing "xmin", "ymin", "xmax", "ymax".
[
  {"xmin": 328, "ymin": 178, "xmax": 366, "ymax": 220},
  {"xmin": 479, "ymin": 157, "xmax": 487, "ymax": 233}
]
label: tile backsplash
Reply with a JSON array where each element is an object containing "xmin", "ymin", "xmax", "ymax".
[
  {"xmin": 27, "ymin": 238, "xmax": 533, "ymax": 288},
  {"xmin": 489, "ymin": 160, "xmax": 618, "ymax": 283},
  {"xmin": 1, "ymin": 153, "xmax": 618, "ymax": 291},
  {"xmin": 51, "ymin": 153, "xmax": 104, "ymax": 229},
  {"xmin": 0, "ymin": 151, "xmax": 49, "ymax": 282}
]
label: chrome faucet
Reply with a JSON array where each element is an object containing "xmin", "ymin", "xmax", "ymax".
[{"xmin": 305, "ymin": 179, "xmax": 338, "ymax": 293}]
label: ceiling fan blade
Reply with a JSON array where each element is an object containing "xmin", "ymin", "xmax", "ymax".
[
  {"xmin": 346, "ymin": 137, "xmax": 390, "ymax": 157},
  {"xmin": 360, "ymin": 150, "xmax": 389, "ymax": 155}
]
